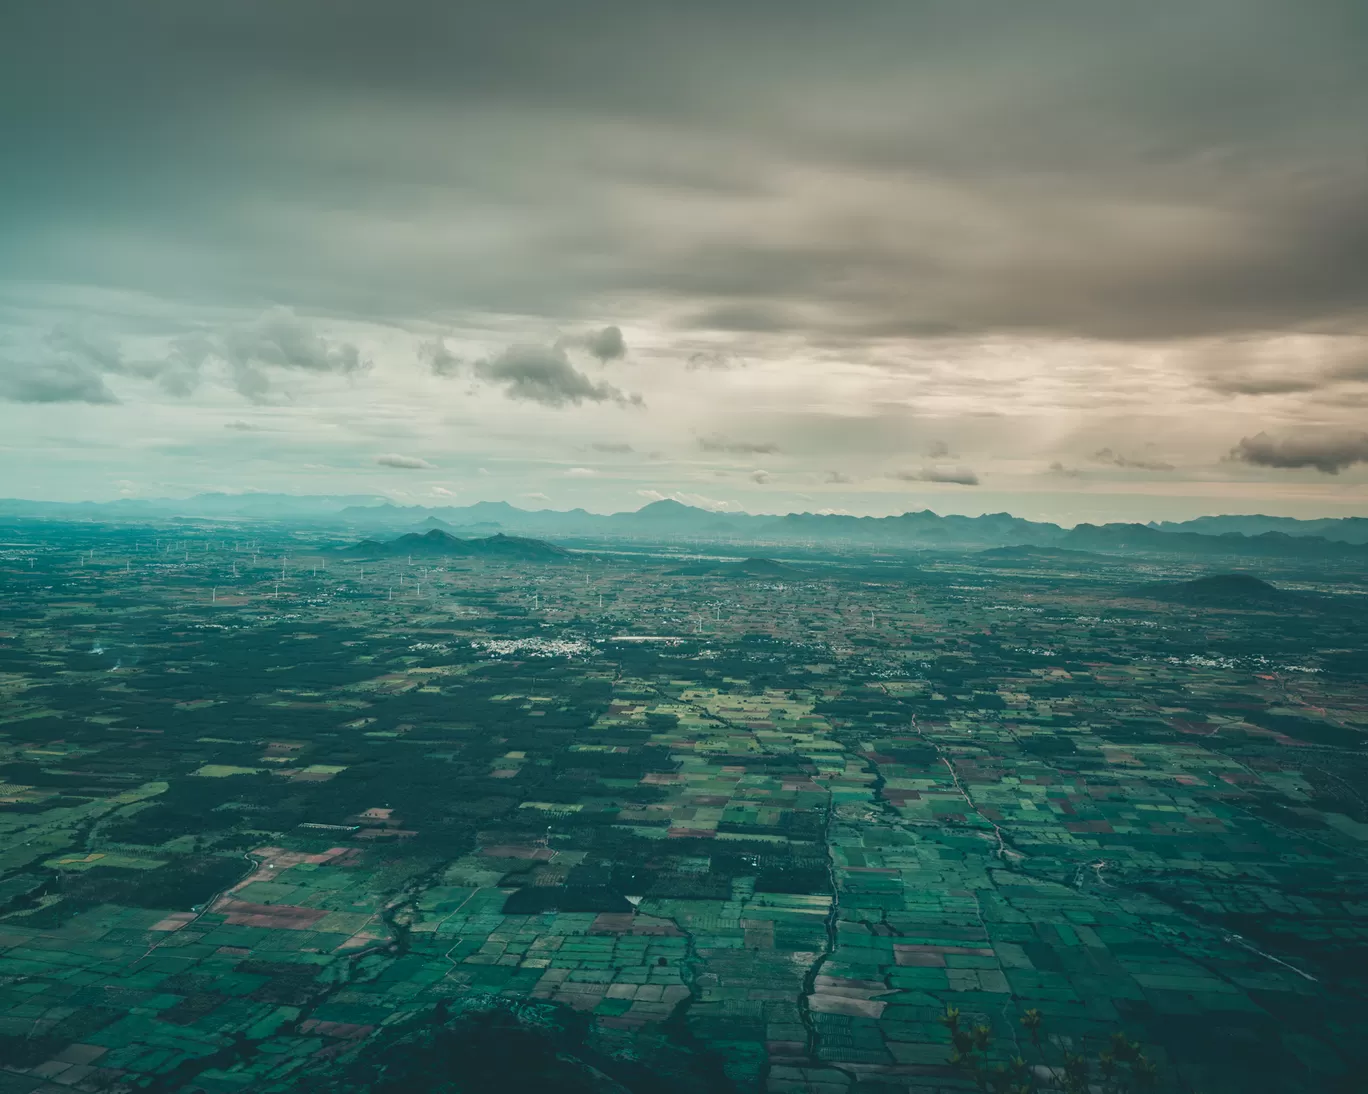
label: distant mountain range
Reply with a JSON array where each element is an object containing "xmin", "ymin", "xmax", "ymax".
[
  {"xmin": 1057, "ymin": 522, "xmax": 1367, "ymax": 559},
  {"xmin": 1151, "ymin": 514, "xmax": 1368, "ymax": 544},
  {"xmin": 340, "ymin": 529, "xmax": 570, "ymax": 562},
  {"xmin": 2, "ymin": 493, "xmax": 1367, "ymax": 560}
]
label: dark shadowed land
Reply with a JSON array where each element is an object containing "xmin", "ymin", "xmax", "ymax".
[{"xmin": 0, "ymin": 512, "xmax": 1365, "ymax": 1093}]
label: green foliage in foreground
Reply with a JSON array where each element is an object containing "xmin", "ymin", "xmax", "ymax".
[
  {"xmin": 299, "ymin": 998, "xmax": 734, "ymax": 1094},
  {"xmin": 942, "ymin": 1005, "xmax": 1161, "ymax": 1094}
]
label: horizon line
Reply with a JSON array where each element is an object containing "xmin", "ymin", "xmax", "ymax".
[{"xmin": 1, "ymin": 492, "xmax": 1365, "ymax": 530}]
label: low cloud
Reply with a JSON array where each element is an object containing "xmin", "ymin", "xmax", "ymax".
[
  {"xmin": 750, "ymin": 469, "xmax": 771, "ymax": 484},
  {"xmin": 159, "ymin": 308, "xmax": 371, "ymax": 401},
  {"xmin": 590, "ymin": 442, "xmax": 633, "ymax": 453},
  {"xmin": 1048, "ymin": 461, "xmax": 1082, "ymax": 478},
  {"xmin": 553, "ymin": 325, "xmax": 628, "ymax": 363},
  {"xmin": 1091, "ymin": 447, "xmax": 1175, "ymax": 472},
  {"xmin": 1199, "ymin": 335, "xmax": 1368, "ymax": 396},
  {"xmin": 1207, "ymin": 374, "xmax": 1321, "ymax": 396},
  {"xmin": 580, "ymin": 325, "xmax": 626, "ymax": 363},
  {"xmin": 698, "ymin": 433, "xmax": 779, "ymax": 455},
  {"xmin": 474, "ymin": 344, "xmax": 642, "ymax": 407},
  {"xmin": 824, "ymin": 470, "xmax": 853, "ymax": 484},
  {"xmin": 420, "ymin": 337, "xmax": 463, "ymax": 378},
  {"xmin": 893, "ymin": 466, "xmax": 980, "ymax": 486},
  {"xmin": 686, "ymin": 350, "xmax": 744, "ymax": 371},
  {"xmin": 1229, "ymin": 431, "xmax": 1368, "ymax": 475},
  {"xmin": 922, "ymin": 466, "xmax": 980, "ymax": 486},
  {"xmin": 0, "ymin": 355, "xmax": 119, "ymax": 405},
  {"xmin": 926, "ymin": 439, "xmax": 952, "ymax": 459},
  {"xmin": 188, "ymin": 307, "xmax": 369, "ymax": 401},
  {"xmin": 225, "ymin": 308, "xmax": 367, "ymax": 375},
  {"xmin": 563, "ymin": 466, "xmax": 596, "ymax": 477},
  {"xmin": 376, "ymin": 453, "xmax": 437, "ymax": 469},
  {"xmin": 0, "ymin": 327, "xmax": 122, "ymax": 404}
]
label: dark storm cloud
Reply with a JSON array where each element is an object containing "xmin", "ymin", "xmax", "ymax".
[
  {"xmin": 5, "ymin": 2, "xmax": 1367, "ymax": 345},
  {"xmin": 1230, "ymin": 431, "xmax": 1368, "ymax": 475},
  {"xmin": 698, "ymin": 434, "xmax": 779, "ymax": 455},
  {"xmin": 474, "ymin": 345, "xmax": 642, "ymax": 407}
]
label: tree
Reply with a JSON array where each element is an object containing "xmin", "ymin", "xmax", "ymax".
[{"xmin": 941, "ymin": 1005, "xmax": 1165, "ymax": 1094}]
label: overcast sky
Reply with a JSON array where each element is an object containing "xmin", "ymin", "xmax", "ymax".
[{"xmin": 3, "ymin": 1, "xmax": 1367, "ymax": 522}]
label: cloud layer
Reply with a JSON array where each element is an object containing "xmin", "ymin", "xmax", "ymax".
[
  {"xmin": 2, "ymin": 3, "xmax": 1368, "ymax": 516},
  {"xmin": 7, "ymin": 3, "xmax": 1366, "ymax": 344}
]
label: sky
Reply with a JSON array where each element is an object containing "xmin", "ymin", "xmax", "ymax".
[{"xmin": 3, "ymin": 1, "xmax": 1368, "ymax": 524}]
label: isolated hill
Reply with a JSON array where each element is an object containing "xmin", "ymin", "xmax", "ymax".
[
  {"xmin": 1132, "ymin": 573, "xmax": 1289, "ymax": 607},
  {"xmin": 668, "ymin": 556, "xmax": 812, "ymax": 579},
  {"xmin": 416, "ymin": 515, "xmax": 503, "ymax": 535},
  {"xmin": 341, "ymin": 529, "xmax": 570, "ymax": 562},
  {"xmin": 608, "ymin": 498, "xmax": 748, "ymax": 534}
]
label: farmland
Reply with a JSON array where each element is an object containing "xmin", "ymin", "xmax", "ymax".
[{"xmin": 0, "ymin": 523, "xmax": 1366, "ymax": 1093}]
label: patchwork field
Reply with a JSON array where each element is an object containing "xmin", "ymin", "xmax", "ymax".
[{"xmin": 0, "ymin": 525, "xmax": 1365, "ymax": 1092}]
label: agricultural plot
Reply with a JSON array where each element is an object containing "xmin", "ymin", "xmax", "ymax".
[{"xmin": 0, "ymin": 526, "xmax": 1365, "ymax": 1092}]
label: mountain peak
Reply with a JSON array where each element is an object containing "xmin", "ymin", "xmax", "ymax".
[{"xmin": 636, "ymin": 499, "xmax": 701, "ymax": 514}]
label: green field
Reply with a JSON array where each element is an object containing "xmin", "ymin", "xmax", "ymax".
[{"xmin": 0, "ymin": 525, "xmax": 1365, "ymax": 1092}]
